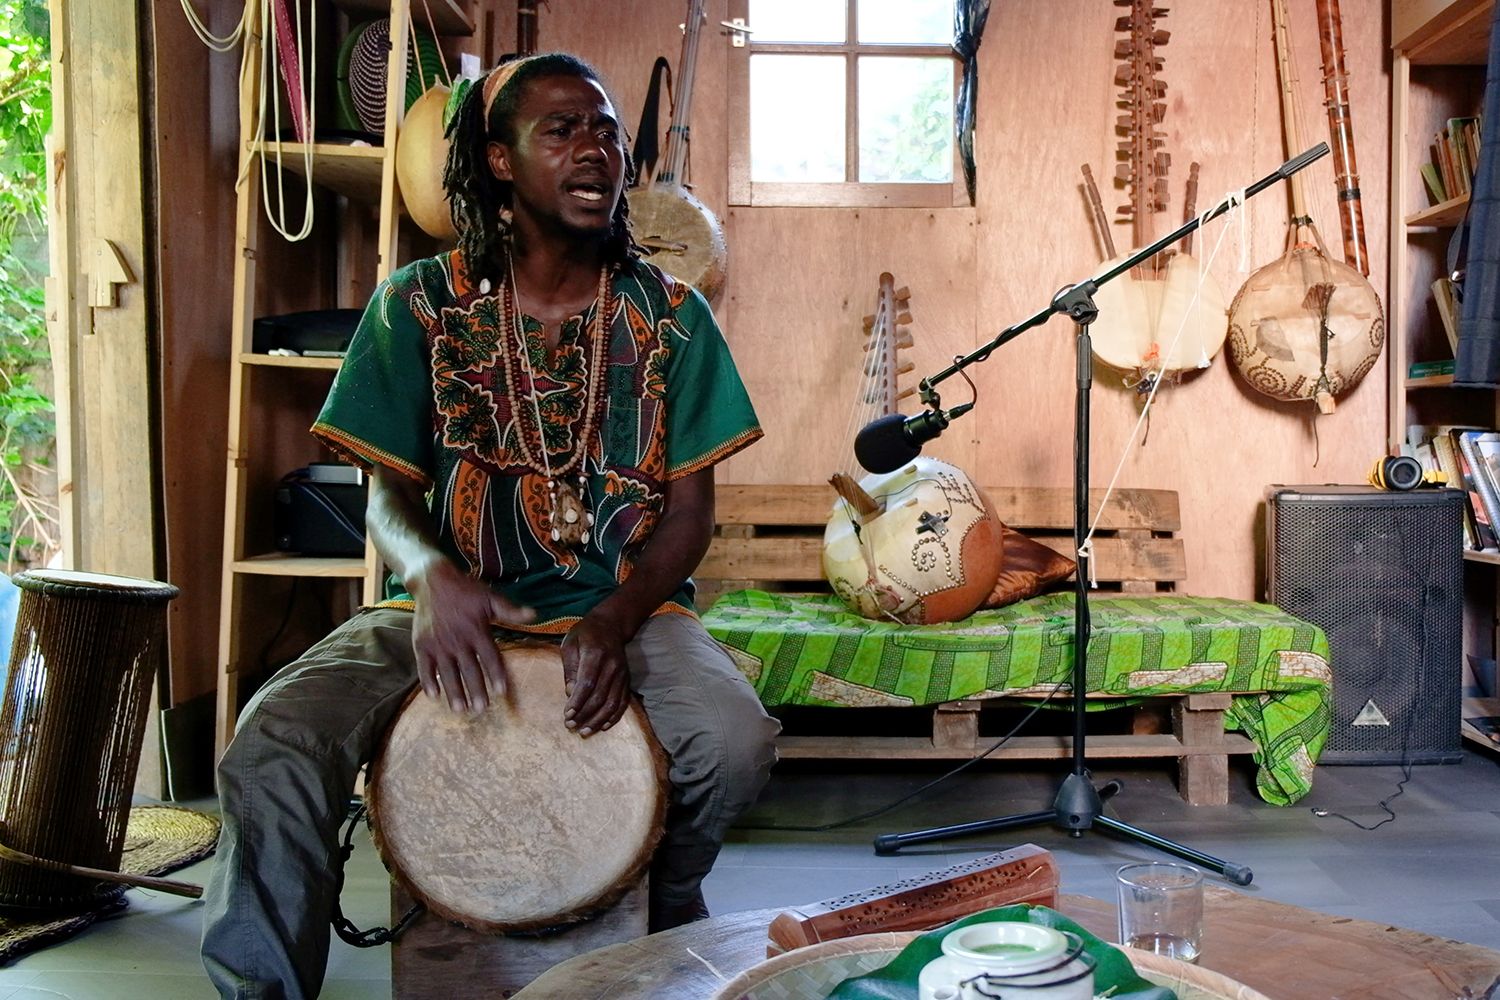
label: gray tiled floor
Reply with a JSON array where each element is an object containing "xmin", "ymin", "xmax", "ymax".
[{"xmin": 3, "ymin": 749, "xmax": 1500, "ymax": 997}]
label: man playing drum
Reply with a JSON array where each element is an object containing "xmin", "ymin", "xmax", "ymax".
[{"xmin": 201, "ymin": 53, "xmax": 780, "ymax": 999}]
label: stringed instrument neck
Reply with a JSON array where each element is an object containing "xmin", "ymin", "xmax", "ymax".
[
  {"xmin": 1271, "ymin": 0, "xmax": 1310, "ymax": 222},
  {"xmin": 1115, "ymin": 0, "xmax": 1171, "ymax": 279},
  {"xmin": 654, "ymin": 0, "xmax": 705, "ymax": 188},
  {"xmin": 862, "ymin": 272, "xmax": 915, "ymax": 416},
  {"xmin": 830, "ymin": 274, "xmax": 916, "ymax": 519}
]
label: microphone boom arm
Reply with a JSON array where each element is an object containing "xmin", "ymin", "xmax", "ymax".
[{"xmin": 915, "ymin": 143, "xmax": 1330, "ymax": 412}]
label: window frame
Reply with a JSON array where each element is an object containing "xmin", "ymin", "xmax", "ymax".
[{"xmin": 726, "ymin": 0, "xmax": 967, "ymax": 209}]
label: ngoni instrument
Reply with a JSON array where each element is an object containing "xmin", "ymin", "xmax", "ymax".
[
  {"xmin": 628, "ymin": 0, "xmax": 728, "ymax": 303},
  {"xmin": 1086, "ymin": 0, "xmax": 1229, "ymax": 390},
  {"xmin": 1226, "ymin": 0, "xmax": 1382, "ymax": 413},
  {"xmin": 824, "ymin": 276, "xmax": 1002, "ymax": 626}
]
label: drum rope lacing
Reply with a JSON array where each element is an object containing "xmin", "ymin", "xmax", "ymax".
[{"xmin": 331, "ymin": 802, "xmax": 425, "ymax": 947}]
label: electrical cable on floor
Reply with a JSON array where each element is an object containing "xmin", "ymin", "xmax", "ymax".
[
  {"xmin": 1310, "ymin": 543, "xmax": 1427, "ymax": 832},
  {"xmin": 1308, "ymin": 756, "xmax": 1413, "ymax": 831},
  {"xmin": 734, "ymin": 686, "xmax": 1065, "ymax": 833}
]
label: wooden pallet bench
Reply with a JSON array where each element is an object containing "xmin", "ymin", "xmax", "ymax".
[{"xmin": 696, "ymin": 484, "xmax": 1257, "ymax": 806}]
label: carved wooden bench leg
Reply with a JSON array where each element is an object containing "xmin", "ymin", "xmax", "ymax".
[
  {"xmin": 390, "ymin": 877, "xmax": 649, "ymax": 998},
  {"xmin": 1173, "ymin": 693, "xmax": 1231, "ymax": 807},
  {"xmin": 933, "ymin": 700, "xmax": 981, "ymax": 751}
]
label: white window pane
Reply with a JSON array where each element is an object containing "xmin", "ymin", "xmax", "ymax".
[
  {"xmin": 749, "ymin": 0, "xmax": 845, "ymax": 43},
  {"xmin": 858, "ymin": 57, "xmax": 953, "ymax": 183},
  {"xmin": 858, "ymin": 0, "xmax": 954, "ymax": 45},
  {"xmin": 751, "ymin": 55, "xmax": 846, "ymax": 182}
]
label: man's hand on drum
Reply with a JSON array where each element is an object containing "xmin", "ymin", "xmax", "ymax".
[
  {"xmin": 410, "ymin": 559, "xmax": 534, "ymax": 715},
  {"xmin": 560, "ymin": 612, "xmax": 631, "ymax": 737}
]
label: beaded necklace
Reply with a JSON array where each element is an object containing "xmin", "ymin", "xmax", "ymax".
[{"xmin": 499, "ymin": 257, "xmax": 611, "ymax": 547}]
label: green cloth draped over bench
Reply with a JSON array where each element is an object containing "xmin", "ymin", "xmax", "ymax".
[{"xmin": 701, "ymin": 591, "xmax": 1333, "ymax": 806}]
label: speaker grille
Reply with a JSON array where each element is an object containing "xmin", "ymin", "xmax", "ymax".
[{"xmin": 1267, "ymin": 487, "xmax": 1464, "ymax": 765}]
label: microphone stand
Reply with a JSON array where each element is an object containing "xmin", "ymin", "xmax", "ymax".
[{"xmin": 870, "ymin": 143, "xmax": 1330, "ymax": 886}]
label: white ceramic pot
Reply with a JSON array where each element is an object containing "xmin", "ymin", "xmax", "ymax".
[{"xmin": 917, "ymin": 922, "xmax": 1095, "ymax": 1000}]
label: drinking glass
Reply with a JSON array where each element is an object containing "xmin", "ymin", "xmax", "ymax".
[{"xmin": 1115, "ymin": 861, "xmax": 1204, "ymax": 964}]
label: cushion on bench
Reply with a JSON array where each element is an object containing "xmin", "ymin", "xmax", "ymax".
[{"xmin": 702, "ymin": 591, "xmax": 1332, "ymax": 806}]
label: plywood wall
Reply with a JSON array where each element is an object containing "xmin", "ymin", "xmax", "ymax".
[{"xmin": 542, "ymin": 0, "xmax": 1392, "ymax": 601}]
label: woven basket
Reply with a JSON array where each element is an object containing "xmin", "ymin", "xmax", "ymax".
[{"xmin": 709, "ymin": 931, "xmax": 1272, "ymax": 1000}]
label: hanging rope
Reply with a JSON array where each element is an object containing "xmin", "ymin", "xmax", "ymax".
[
  {"xmin": 179, "ymin": 0, "xmax": 249, "ymax": 52},
  {"xmin": 255, "ymin": 0, "xmax": 317, "ymax": 241}
]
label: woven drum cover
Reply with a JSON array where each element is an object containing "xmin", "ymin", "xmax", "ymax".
[
  {"xmin": 1227, "ymin": 246, "xmax": 1384, "ymax": 404},
  {"xmin": 349, "ymin": 20, "xmax": 443, "ymax": 136},
  {"xmin": 823, "ymin": 458, "xmax": 1003, "ymax": 625},
  {"xmin": 627, "ymin": 186, "xmax": 728, "ymax": 303},
  {"xmin": 366, "ymin": 645, "xmax": 667, "ymax": 933}
]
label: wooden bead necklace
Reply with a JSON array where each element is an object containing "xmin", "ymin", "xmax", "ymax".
[{"xmin": 499, "ymin": 257, "xmax": 610, "ymax": 547}]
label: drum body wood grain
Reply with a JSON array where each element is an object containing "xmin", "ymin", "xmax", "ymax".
[
  {"xmin": 0, "ymin": 570, "xmax": 177, "ymax": 909},
  {"xmin": 367, "ymin": 642, "xmax": 667, "ymax": 933}
]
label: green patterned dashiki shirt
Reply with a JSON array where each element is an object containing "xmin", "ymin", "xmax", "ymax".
[{"xmin": 312, "ymin": 251, "xmax": 763, "ymax": 632}]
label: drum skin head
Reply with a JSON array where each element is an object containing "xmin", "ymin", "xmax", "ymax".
[
  {"xmin": 627, "ymin": 186, "xmax": 728, "ymax": 304},
  {"xmin": 367, "ymin": 643, "xmax": 668, "ymax": 933}
]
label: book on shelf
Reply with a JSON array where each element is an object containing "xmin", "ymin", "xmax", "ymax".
[
  {"xmin": 1431, "ymin": 279, "xmax": 1461, "ymax": 358},
  {"xmin": 1450, "ymin": 116, "xmax": 1481, "ymax": 195},
  {"xmin": 1409, "ymin": 356, "xmax": 1456, "ymax": 378},
  {"xmin": 1458, "ymin": 430, "xmax": 1500, "ymax": 551},
  {"xmin": 1424, "ymin": 114, "xmax": 1484, "ymax": 204},
  {"xmin": 1419, "ymin": 424, "xmax": 1486, "ymax": 550},
  {"xmin": 1472, "ymin": 433, "xmax": 1500, "ymax": 525},
  {"xmin": 1421, "ymin": 162, "xmax": 1447, "ymax": 203}
]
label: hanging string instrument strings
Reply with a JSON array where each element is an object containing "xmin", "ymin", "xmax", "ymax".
[
  {"xmin": 838, "ymin": 281, "xmax": 906, "ymax": 486},
  {"xmin": 1080, "ymin": 189, "xmax": 1249, "ymax": 584},
  {"xmin": 411, "ymin": 0, "xmax": 453, "ymax": 89}
]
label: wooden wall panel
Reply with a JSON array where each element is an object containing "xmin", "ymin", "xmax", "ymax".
[
  {"xmin": 150, "ymin": 0, "xmax": 240, "ymax": 705},
  {"xmin": 716, "ymin": 206, "xmax": 979, "ymax": 484}
]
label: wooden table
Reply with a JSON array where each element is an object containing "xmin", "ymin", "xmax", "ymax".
[{"xmin": 512, "ymin": 888, "xmax": 1500, "ymax": 999}]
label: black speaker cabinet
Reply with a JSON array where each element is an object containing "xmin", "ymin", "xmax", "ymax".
[{"xmin": 1266, "ymin": 485, "xmax": 1464, "ymax": 765}]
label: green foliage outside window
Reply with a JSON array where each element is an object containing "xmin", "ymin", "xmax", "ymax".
[{"xmin": 0, "ymin": 0, "xmax": 54, "ymax": 568}]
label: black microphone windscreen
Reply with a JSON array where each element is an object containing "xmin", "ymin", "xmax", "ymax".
[{"xmin": 854, "ymin": 413, "xmax": 920, "ymax": 474}]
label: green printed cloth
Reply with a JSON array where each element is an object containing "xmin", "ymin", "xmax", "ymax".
[
  {"xmin": 828, "ymin": 904, "xmax": 1172, "ymax": 1000},
  {"xmin": 702, "ymin": 591, "xmax": 1332, "ymax": 805}
]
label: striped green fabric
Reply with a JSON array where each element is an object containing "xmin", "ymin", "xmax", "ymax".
[{"xmin": 702, "ymin": 591, "xmax": 1332, "ymax": 805}]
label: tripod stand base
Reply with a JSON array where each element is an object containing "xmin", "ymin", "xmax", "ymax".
[{"xmin": 874, "ymin": 773, "xmax": 1253, "ymax": 886}]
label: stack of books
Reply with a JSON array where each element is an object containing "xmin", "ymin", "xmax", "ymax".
[
  {"xmin": 1422, "ymin": 114, "xmax": 1483, "ymax": 204},
  {"xmin": 1408, "ymin": 425, "xmax": 1500, "ymax": 552}
]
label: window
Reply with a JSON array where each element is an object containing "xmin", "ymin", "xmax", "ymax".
[{"xmin": 727, "ymin": 0, "xmax": 962, "ymax": 208}]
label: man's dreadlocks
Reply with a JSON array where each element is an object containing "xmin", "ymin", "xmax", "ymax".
[{"xmin": 442, "ymin": 53, "xmax": 641, "ymax": 279}]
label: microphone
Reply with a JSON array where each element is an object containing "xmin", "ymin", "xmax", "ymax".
[{"xmin": 854, "ymin": 405, "xmax": 968, "ymax": 474}]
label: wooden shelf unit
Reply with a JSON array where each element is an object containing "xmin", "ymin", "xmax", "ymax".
[
  {"xmin": 216, "ymin": 0, "xmax": 445, "ymax": 758},
  {"xmin": 1388, "ymin": 0, "xmax": 1492, "ymax": 444},
  {"xmin": 1388, "ymin": 0, "xmax": 1495, "ymax": 752}
]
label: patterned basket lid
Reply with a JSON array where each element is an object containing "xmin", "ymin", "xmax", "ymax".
[{"xmin": 343, "ymin": 19, "xmax": 444, "ymax": 137}]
